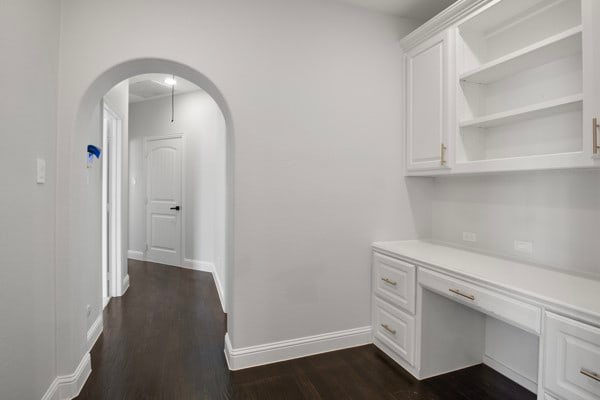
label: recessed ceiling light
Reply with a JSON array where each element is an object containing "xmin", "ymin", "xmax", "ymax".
[{"xmin": 164, "ymin": 77, "xmax": 177, "ymax": 86}]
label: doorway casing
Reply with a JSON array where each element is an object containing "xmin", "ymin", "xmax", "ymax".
[{"xmin": 101, "ymin": 101, "xmax": 126, "ymax": 304}]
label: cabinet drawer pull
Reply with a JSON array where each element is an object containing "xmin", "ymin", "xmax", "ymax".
[
  {"xmin": 581, "ymin": 368, "xmax": 600, "ymax": 382},
  {"xmin": 441, "ymin": 143, "xmax": 447, "ymax": 166},
  {"xmin": 594, "ymin": 118, "xmax": 599, "ymax": 154},
  {"xmin": 381, "ymin": 324, "xmax": 396, "ymax": 335},
  {"xmin": 381, "ymin": 277, "xmax": 397, "ymax": 286},
  {"xmin": 449, "ymin": 288, "xmax": 475, "ymax": 301}
]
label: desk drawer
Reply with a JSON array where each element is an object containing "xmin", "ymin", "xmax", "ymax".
[
  {"xmin": 373, "ymin": 297, "xmax": 415, "ymax": 366},
  {"xmin": 544, "ymin": 312, "xmax": 600, "ymax": 400},
  {"xmin": 373, "ymin": 252, "xmax": 416, "ymax": 314},
  {"xmin": 419, "ymin": 268, "xmax": 541, "ymax": 334}
]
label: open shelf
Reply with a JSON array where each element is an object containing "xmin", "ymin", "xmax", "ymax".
[
  {"xmin": 460, "ymin": 26, "xmax": 582, "ymax": 84},
  {"xmin": 459, "ymin": 94, "xmax": 583, "ymax": 129}
]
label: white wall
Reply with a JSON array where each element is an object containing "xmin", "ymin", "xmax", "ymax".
[
  {"xmin": 432, "ymin": 169, "xmax": 600, "ymax": 278},
  {"xmin": 55, "ymin": 0, "xmax": 424, "ymax": 375},
  {"xmin": 128, "ymin": 90, "xmax": 227, "ymax": 297},
  {"xmin": 0, "ymin": 0, "xmax": 60, "ymax": 398}
]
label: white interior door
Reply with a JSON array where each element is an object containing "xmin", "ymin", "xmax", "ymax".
[{"xmin": 145, "ymin": 135, "xmax": 183, "ymax": 266}]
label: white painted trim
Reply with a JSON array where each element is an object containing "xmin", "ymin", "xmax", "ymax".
[
  {"xmin": 183, "ymin": 259, "xmax": 227, "ymax": 313},
  {"xmin": 399, "ymin": 0, "xmax": 494, "ymax": 50},
  {"xmin": 121, "ymin": 274, "xmax": 130, "ymax": 295},
  {"xmin": 212, "ymin": 267, "xmax": 227, "ymax": 314},
  {"xmin": 41, "ymin": 353, "xmax": 91, "ymax": 400},
  {"xmin": 483, "ymin": 355, "xmax": 538, "ymax": 394},
  {"xmin": 102, "ymin": 102, "xmax": 125, "ymax": 298},
  {"xmin": 86, "ymin": 314, "xmax": 103, "ymax": 351},
  {"xmin": 224, "ymin": 326, "xmax": 372, "ymax": 370},
  {"xmin": 127, "ymin": 250, "xmax": 145, "ymax": 261},
  {"xmin": 40, "ymin": 379, "xmax": 59, "ymax": 400},
  {"xmin": 182, "ymin": 258, "xmax": 213, "ymax": 272}
]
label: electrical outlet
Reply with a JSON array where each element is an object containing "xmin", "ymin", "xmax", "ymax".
[
  {"xmin": 462, "ymin": 232, "xmax": 477, "ymax": 242},
  {"xmin": 514, "ymin": 240, "xmax": 533, "ymax": 254}
]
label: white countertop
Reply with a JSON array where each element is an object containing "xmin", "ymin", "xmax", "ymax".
[{"xmin": 373, "ymin": 240, "xmax": 600, "ymax": 323}]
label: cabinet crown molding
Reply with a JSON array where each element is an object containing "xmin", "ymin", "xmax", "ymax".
[{"xmin": 400, "ymin": 0, "xmax": 495, "ymax": 50}]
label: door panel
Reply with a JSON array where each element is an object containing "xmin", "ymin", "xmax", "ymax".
[
  {"xmin": 583, "ymin": 0, "xmax": 600, "ymax": 163},
  {"xmin": 406, "ymin": 30, "xmax": 453, "ymax": 171},
  {"xmin": 145, "ymin": 136, "xmax": 183, "ymax": 266}
]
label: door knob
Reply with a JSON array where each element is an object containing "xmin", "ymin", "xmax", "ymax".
[{"xmin": 170, "ymin": 206, "xmax": 180, "ymax": 211}]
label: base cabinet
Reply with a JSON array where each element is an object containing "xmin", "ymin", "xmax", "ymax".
[
  {"xmin": 372, "ymin": 297, "xmax": 416, "ymax": 366},
  {"xmin": 544, "ymin": 312, "xmax": 600, "ymax": 400},
  {"xmin": 372, "ymin": 244, "xmax": 600, "ymax": 399}
]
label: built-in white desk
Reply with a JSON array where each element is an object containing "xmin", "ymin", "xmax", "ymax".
[{"xmin": 371, "ymin": 240, "xmax": 600, "ymax": 400}]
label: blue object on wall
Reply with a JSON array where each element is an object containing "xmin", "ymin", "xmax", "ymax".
[
  {"xmin": 88, "ymin": 144, "xmax": 101, "ymax": 158},
  {"xmin": 87, "ymin": 144, "xmax": 102, "ymax": 168}
]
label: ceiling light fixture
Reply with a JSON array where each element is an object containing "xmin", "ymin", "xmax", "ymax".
[{"xmin": 164, "ymin": 77, "xmax": 177, "ymax": 86}]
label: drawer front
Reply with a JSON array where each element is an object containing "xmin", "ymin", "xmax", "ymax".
[
  {"xmin": 373, "ymin": 297, "xmax": 415, "ymax": 366},
  {"xmin": 544, "ymin": 312, "xmax": 600, "ymax": 400},
  {"xmin": 419, "ymin": 268, "xmax": 541, "ymax": 334},
  {"xmin": 373, "ymin": 252, "xmax": 416, "ymax": 314}
]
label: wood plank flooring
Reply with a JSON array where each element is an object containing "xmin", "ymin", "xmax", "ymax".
[{"xmin": 76, "ymin": 259, "xmax": 536, "ymax": 400}]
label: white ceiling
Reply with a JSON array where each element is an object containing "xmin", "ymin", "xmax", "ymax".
[
  {"xmin": 335, "ymin": 0, "xmax": 458, "ymax": 21},
  {"xmin": 128, "ymin": 74, "xmax": 201, "ymax": 103}
]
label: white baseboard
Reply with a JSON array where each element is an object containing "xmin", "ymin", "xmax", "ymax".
[
  {"xmin": 182, "ymin": 258, "xmax": 213, "ymax": 272},
  {"xmin": 41, "ymin": 353, "xmax": 91, "ymax": 400},
  {"xmin": 121, "ymin": 274, "xmax": 130, "ymax": 295},
  {"xmin": 212, "ymin": 266, "xmax": 227, "ymax": 314},
  {"xmin": 224, "ymin": 326, "xmax": 372, "ymax": 370},
  {"xmin": 86, "ymin": 314, "xmax": 103, "ymax": 352},
  {"xmin": 483, "ymin": 355, "xmax": 538, "ymax": 394},
  {"xmin": 41, "ymin": 379, "xmax": 59, "ymax": 400},
  {"xmin": 183, "ymin": 259, "xmax": 227, "ymax": 313},
  {"xmin": 127, "ymin": 250, "xmax": 144, "ymax": 261}
]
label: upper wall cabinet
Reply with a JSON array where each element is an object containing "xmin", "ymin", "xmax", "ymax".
[
  {"xmin": 402, "ymin": 0, "xmax": 600, "ymax": 176},
  {"xmin": 406, "ymin": 30, "xmax": 454, "ymax": 172}
]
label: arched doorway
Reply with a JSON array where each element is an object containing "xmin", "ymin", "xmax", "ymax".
[{"xmin": 55, "ymin": 58, "xmax": 234, "ymax": 386}]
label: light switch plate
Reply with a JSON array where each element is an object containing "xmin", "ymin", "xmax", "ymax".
[{"xmin": 36, "ymin": 158, "xmax": 46, "ymax": 184}]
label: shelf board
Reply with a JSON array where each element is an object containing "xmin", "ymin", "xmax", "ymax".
[
  {"xmin": 460, "ymin": 94, "xmax": 583, "ymax": 129},
  {"xmin": 460, "ymin": 26, "xmax": 582, "ymax": 84}
]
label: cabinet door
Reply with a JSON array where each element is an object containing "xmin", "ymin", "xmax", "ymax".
[
  {"xmin": 406, "ymin": 29, "xmax": 454, "ymax": 172},
  {"xmin": 544, "ymin": 312, "xmax": 600, "ymax": 400},
  {"xmin": 583, "ymin": 0, "xmax": 600, "ymax": 163}
]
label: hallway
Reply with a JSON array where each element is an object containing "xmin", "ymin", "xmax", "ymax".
[{"xmin": 76, "ymin": 260, "xmax": 534, "ymax": 400}]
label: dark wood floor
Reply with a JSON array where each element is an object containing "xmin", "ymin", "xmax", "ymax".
[{"xmin": 77, "ymin": 259, "xmax": 535, "ymax": 400}]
